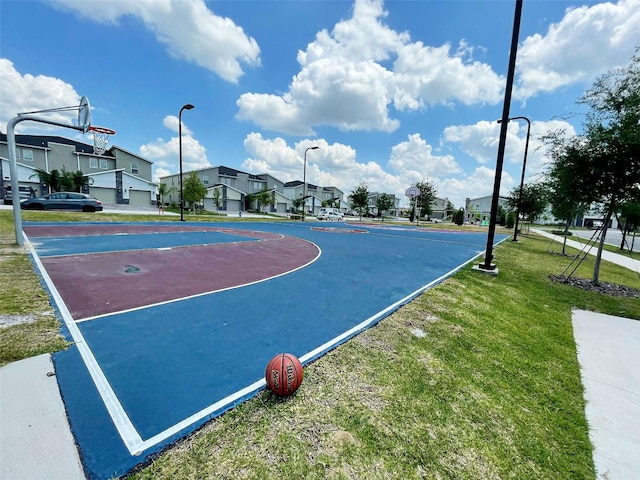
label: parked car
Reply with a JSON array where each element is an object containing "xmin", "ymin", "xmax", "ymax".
[
  {"xmin": 3, "ymin": 186, "xmax": 32, "ymax": 205},
  {"xmin": 20, "ymin": 192, "xmax": 103, "ymax": 212},
  {"xmin": 316, "ymin": 207, "xmax": 344, "ymax": 221}
]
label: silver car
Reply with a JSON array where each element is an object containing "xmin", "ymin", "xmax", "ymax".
[{"xmin": 21, "ymin": 192, "xmax": 103, "ymax": 212}]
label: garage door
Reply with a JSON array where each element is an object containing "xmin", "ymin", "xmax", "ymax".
[
  {"xmin": 130, "ymin": 190, "xmax": 152, "ymax": 206},
  {"xmin": 90, "ymin": 187, "xmax": 116, "ymax": 204}
]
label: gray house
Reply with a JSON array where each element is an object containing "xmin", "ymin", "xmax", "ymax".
[
  {"xmin": 0, "ymin": 133, "xmax": 156, "ymax": 206},
  {"xmin": 160, "ymin": 165, "xmax": 270, "ymax": 213}
]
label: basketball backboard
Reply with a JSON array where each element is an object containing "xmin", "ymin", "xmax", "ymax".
[{"xmin": 78, "ymin": 96, "xmax": 91, "ymax": 132}]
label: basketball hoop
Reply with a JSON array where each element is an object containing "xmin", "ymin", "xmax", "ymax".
[{"xmin": 87, "ymin": 126, "xmax": 116, "ymax": 155}]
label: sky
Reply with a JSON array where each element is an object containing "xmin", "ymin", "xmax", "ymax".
[{"xmin": 1, "ymin": 0, "xmax": 639, "ymax": 208}]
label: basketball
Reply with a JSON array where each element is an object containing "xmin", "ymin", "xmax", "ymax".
[{"xmin": 265, "ymin": 353, "xmax": 304, "ymax": 396}]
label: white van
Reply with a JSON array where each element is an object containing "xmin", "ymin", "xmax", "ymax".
[{"xmin": 316, "ymin": 207, "xmax": 343, "ymax": 221}]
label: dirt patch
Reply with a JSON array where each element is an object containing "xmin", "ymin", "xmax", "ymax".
[
  {"xmin": 0, "ymin": 314, "xmax": 38, "ymax": 329},
  {"xmin": 549, "ymin": 275, "xmax": 640, "ymax": 298}
]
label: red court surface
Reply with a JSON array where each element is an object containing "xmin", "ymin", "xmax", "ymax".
[{"xmin": 33, "ymin": 225, "xmax": 319, "ymax": 319}]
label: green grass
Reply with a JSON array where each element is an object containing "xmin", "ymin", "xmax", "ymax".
[
  {"xmin": 3, "ymin": 210, "xmax": 639, "ymax": 478},
  {"xmin": 126, "ymin": 236, "xmax": 639, "ymax": 479}
]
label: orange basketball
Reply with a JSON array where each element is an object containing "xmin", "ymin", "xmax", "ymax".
[{"xmin": 265, "ymin": 353, "xmax": 304, "ymax": 396}]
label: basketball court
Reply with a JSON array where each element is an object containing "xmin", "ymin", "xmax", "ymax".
[{"xmin": 23, "ymin": 220, "xmax": 507, "ymax": 478}]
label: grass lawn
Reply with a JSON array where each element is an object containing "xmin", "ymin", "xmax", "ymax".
[{"xmin": 2, "ymin": 210, "xmax": 639, "ymax": 478}]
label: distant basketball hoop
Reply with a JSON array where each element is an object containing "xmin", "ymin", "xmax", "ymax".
[{"xmin": 87, "ymin": 126, "xmax": 116, "ymax": 155}]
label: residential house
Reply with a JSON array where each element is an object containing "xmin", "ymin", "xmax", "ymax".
[
  {"xmin": 0, "ymin": 133, "xmax": 155, "ymax": 205},
  {"xmin": 465, "ymin": 195, "xmax": 510, "ymax": 223}
]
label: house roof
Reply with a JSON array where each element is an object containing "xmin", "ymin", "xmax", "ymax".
[{"xmin": 0, "ymin": 133, "xmax": 115, "ymax": 157}]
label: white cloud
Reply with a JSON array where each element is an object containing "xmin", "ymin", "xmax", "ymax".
[
  {"xmin": 163, "ymin": 115, "xmax": 192, "ymax": 135},
  {"xmin": 237, "ymin": 0, "xmax": 504, "ymax": 135},
  {"xmin": 389, "ymin": 133, "xmax": 461, "ymax": 179},
  {"xmin": 443, "ymin": 118, "xmax": 577, "ymax": 178},
  {"xmin": 0, "ymin": 58, "xmax": 83, "ymax": 133},
  {"xmin": 393, "ymin": 41, "xmax": 504, "ymax": 109},
  {"xmin": 442, "ymin": 121, "xmax": 502, "ymax": 165},
  {"xmin": 47, "ymin": 0, "xmax": 260, "ymax": 83},
  {"xmin": 516, "ymin": 0, "xmax": 640, "ymax": 98},
  {"xmin": 140, "ymin": 119, "xmax": 209, "ymax": 174},
  {"xmin": 153, "ymin": 167, "xmax": 172, "ymax": 184}
]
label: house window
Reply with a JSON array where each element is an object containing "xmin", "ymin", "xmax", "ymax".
[
  {"xmin": 15, "ymin": 149, "xmax": 21, "ymax": 160},
  {"xmin": 131, "ymin": 163, "xmax": 139, "ymax": 175},
  {"xmin": 99, "ymin": 159, "xmax": 108, "ymax": 169},
  {"xmin": 221, "ymin": 177, "xmax": 236, "ymax": 188},
  {"xmin": 202, "ymin": 175, "xmax": 209, "ymax": 185},
  {"xmin": 22, "ymin": 149, "xmax": 34, "ymax": 162},
  {"xmin": 90, "ymin": 158, "xmax": 98, "ymax": 168},
  {"xmin": 253, "ymin": 181, "xmax": 262, "ymax": 189}
]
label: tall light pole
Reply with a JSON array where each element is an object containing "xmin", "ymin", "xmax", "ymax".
[
  {"xmin": 179, "ymin": 103, "xmax": 195, "ymax": 222},
  {"xmin": 479, "ymin": 0, "xmax": 523, "ymax": 273},
  {"xmin": 301, "ymin": 146, "xmax": 318, "ymax": 221},
  {"xmin": 498, "ymin": 116, "xmax": 531, "ymax": 242}
]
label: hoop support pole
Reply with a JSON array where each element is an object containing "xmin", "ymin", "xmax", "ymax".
[{"xmin": 6, "ymin": 115, "xmax": 86, "ymax": 245}]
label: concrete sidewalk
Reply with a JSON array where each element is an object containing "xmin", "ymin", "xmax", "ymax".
[
  {"xmin": 0, "ymin": 354, "xmax": 85, "ymax": 479},
  {"xmin": 572, "ymin": 310, "xmax": 640, "ymax": 479}
]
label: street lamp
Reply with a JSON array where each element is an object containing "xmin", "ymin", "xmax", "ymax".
[
  {"xmin": 479, "ymin": 0, "xmax": 523, "ymax": 273},
  {"xmin": 179, "ymin": 103, "xmax": 195, "ymax": 222},
  {"xmin": 498, "ymin": 116, "xmax": 531, "ymax": 242},
  {"xmin": 301, "ymin": 146, "xmax": 318, "ymax": 221}
]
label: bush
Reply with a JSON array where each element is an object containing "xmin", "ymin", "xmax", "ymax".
[
  {"xmin": 506, "ymin": 211, "xmax": 516, "ymax": 229},
  {"xmin": 453, "ymin": 208, "xmax": 465, "ymax": 226}
]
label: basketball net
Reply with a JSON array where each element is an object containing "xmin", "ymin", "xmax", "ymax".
[{"xmin": 88, "ymin": 126, "xmax": 116, "ymax": 156}]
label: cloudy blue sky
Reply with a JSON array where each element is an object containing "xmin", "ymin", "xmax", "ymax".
[{"xmin": 1, "ymin": 0, "xmax": 638, "ymax": 208}]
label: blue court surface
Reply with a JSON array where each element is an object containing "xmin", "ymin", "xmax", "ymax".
[{"xmin": 25, "ymin": 220, "xmax": 507, "ymax": 479}]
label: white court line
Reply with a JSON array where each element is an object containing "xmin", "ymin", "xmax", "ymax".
[{"xmin": 24, "ymin": 233, "xmax": 144, "ymax": 454}]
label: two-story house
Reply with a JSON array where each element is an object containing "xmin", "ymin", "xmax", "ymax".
[{"xmin": 1, "ymin": 133, "xmax": 156, "ymax": 206}]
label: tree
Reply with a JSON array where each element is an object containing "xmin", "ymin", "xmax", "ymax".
[
  {"xmin": 618, "ymin": 200, "xmax": 640, "ymax": 250},
  {"xmin": 253, "ymin": 189, "xmax": 274, "ymax": 216},
  {"xmin": 444, "ymin": 200, "xmax": 456, "ymax": 220},
  {"xmin": 31, "ymin": 167, "xmax": 86, "ymax": 193},
  {"xmin": 30, "ymin": 168, "xmax": 57, "ymax": 194},
  {"xmin": 183, "ymin": 172, "xmax": 206, "ymax": 213},
  {"xmin": 543, "ymin": 52, "xmax": 640, "ymax": 283},
  {"xmin": 350, "ymin": 182, "xmax": 369, "ymax": 219},
  {"xmin": 212, "ymin": 187, "xmax": 222, "ymax": 212},
  {"xmin": 292, "ymin": 197, "xmax": 304, "ymax": 214},
  {"xmin": 375, "ymin": 193, "xmax": 394, "ymax": 222},
  {"xmin": 415, "ymin": 179, "xmax": 437, "ymax": 218},
  {"xmin": 157, "ymin": 183, "xmax": 177, "ymax": 207},
  {"xmin": 506, "ymin": 182, "xmax": 548, "ymax": 233},
  {"xmin": 543, "ymin": 173, "xmax": 588, "ymax": 254},
  {"xmin": 71, "ymin": 170, "xmax": 86, "ymax": 192}
]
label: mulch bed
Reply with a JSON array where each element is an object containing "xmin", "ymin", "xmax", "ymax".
[{"xmin": 549, "ymin": 274, "xmax": 640, "ymax": 298}]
